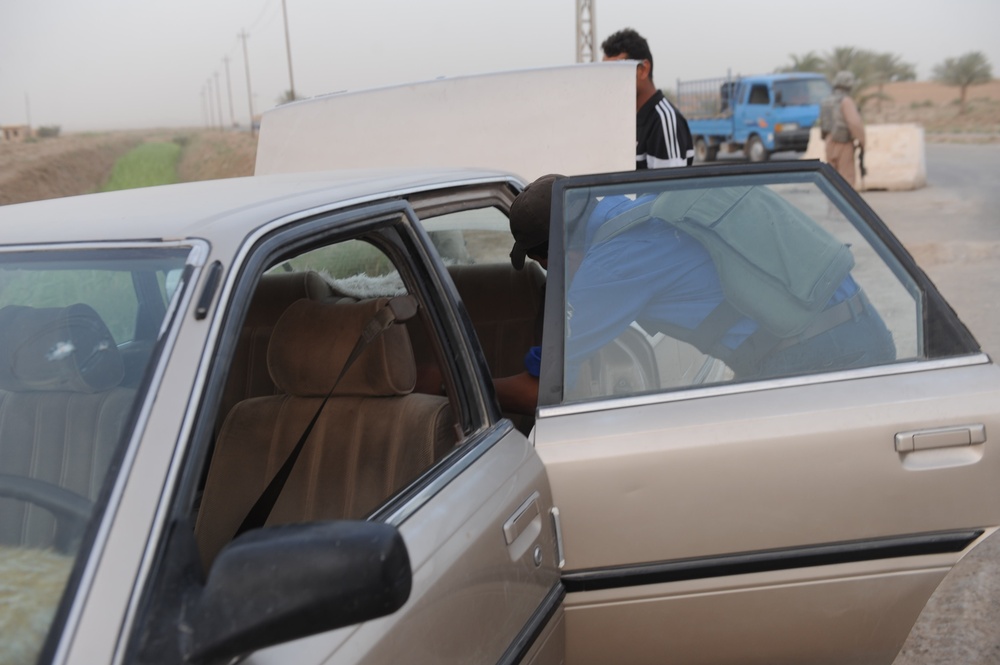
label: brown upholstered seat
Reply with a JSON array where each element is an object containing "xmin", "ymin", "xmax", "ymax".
[
  {"xmin": 196, "ymin": 297, "xmax": 457, "ymax": 567},
  {"xmin": 215, "ymin": 271, "xmax": 338, "ymax": 434},
  {"xmin": 446, "ymin": 262, "xmax": 545, "ymax": 432},
  {"xmin": 0, "ymin": 304, "xmax": 134, "ymax": 549}
]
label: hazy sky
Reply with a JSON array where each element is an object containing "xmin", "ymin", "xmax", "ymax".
[{"xmin": 1, "ymin": 0, "xmax": 998, "ymax": 132}]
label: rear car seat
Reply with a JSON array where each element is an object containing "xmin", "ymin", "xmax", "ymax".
[{"xmin": 446, "ymin": 262, "xmax": 545, "ymax": 432}]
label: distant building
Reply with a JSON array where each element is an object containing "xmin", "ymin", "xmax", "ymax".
[{"xmin": 1, "ymin": 125, "xmax": 33, "ymax": 142}]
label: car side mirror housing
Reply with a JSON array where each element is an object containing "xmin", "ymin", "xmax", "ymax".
[
  {"xmin": 774, "ymin": 90, "xmax": 784, "ymax": 106},
  {"xmin": 181, "ymin": 520, "xmax": 411, "ymax": 663}
]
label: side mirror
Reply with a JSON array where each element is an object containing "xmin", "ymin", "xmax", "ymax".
[{"xmin": 181, "ymin": 521, "xmax": 411, "ymax": 663}]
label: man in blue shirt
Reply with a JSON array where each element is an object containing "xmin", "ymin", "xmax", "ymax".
[{"xmin": 496, "ymin": 175, "xmax": 896, "ymax": 412}]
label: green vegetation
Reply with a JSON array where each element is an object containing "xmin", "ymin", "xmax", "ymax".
[
  {"xmin": 101, "ymin": 141, "xmax": 182, "ymax": 192},
  {"xmin": 934, "ymin": 52, "xmax": 994, "ymax": 114}
]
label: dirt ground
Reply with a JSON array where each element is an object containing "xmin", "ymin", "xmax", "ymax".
[
  {"xmin": 865, "ymin": 80, "xmax": 1000, "ymax": 141},
  {"xmin": 0, "ymin": 129, "xmax": 257, "ymax": 206}
]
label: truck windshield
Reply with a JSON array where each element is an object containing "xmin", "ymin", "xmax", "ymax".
[
  {"xmin": 0, "ymin": 245, "xmax": 191, "ymax": 665},
  {"xmin": 774, "ymin": 78, "xmax": 832, "ymax": 106}
]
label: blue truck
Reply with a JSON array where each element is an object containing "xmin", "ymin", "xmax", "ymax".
[{"xmin": 676, "ymin": 72, "xmax": 831, "ymax": 162}]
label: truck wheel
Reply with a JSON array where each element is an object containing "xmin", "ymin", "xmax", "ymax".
[
  {"xmin": 745, "ymin": 135, "xmax": 769, "ymax": 163},
  {"xmin": 695, "ymin": 138, "xmax": 718, "ymax": 163}
]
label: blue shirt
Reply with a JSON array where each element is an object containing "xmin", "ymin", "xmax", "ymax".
[{"xmin": 558, "ymin": 195, "xmax": 858, "ymax": 386}]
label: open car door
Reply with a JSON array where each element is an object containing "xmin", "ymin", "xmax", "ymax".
[{"xmin": 535, "ymin": 161, "xmax": 1000, "ymax": 664}]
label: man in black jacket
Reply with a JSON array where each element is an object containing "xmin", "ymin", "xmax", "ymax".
[{"xmin": 602, "ymin": 28, "xmax": 694, "ymax": 169}]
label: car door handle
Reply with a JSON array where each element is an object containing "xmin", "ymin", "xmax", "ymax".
[
  {"xmin": 895, "ymin": 424, "xmax": 986, "ymax": 452},
  {"xmin": 503, "ymin": 492, "xmax": 540, "ymax": 546}
]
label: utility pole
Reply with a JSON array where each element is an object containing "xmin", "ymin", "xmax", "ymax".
[
  {"xmin": 214, "ymin": 71, "xmax": 224, "ymax": 131},
  {"xmin": 223, "ymin": 56, "xmax": 237, "ymax": 128},
  {"xmin": 281, "ymin": 0, "xmax": 296, "ymax": 101},
  {"xmin": 24, "ymin": 93, "xmax": 32, "ymax": 133},
  {"xmin": 239, "ymin": 30, "xmax": 256, "ymax": 135},
  {"xmin": 576, "ymin": 0, "xmax": 597, "ymax": 63},
  {"xmin": 206, "ymin": 78, "xmax": 217, "ymax": 131}
]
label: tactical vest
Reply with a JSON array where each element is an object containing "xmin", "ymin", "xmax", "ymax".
[
  {"xmin": 592, "ymin": 187, "xmax": 857, "ymax": 375},
  {"xmin": 820, "ymin": 91, "xmax": 852, "ymax": 143}
]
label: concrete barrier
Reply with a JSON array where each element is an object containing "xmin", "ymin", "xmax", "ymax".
[{"xmin": 802, "ymin": 124, "xmax": 927, "ymax": 191}]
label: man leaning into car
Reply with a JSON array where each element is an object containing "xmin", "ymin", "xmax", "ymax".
[{"xmin": 494, "ymin": 174, "xmax": 896, "ymax": 415}]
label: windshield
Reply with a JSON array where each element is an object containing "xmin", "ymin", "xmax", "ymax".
[
  {"xmin": 0, "ymin": 245, "xmax": 191, "ymax": 664},
  {"xmin": 774, "ymin": 78, "xmax": 832, "ymax": 105}
]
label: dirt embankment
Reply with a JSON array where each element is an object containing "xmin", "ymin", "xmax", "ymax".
[
  {"xmin": 865, "ymin": 80, "xmax": 1000, "ymax": 141},
  {"xmin": 175, "ymin": 131, "xmax": 257, "ymax": 182},
  {"xmin": 0, "ymin": 134, "xmax": 141, "ymax": 206},
  {"xmin": 0, "ymin": 130, "xmax": 257, "ymax": 207}
]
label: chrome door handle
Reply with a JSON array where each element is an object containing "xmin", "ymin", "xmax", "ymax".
[
  {"xmin": 895, "ymin": 424, "xmax": 986, "ymax": 452},
  {"xmin": 503, "ymin": 492, "xmax": 540, "ymax": 545}
]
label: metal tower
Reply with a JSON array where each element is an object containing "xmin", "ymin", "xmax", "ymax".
[{"xmin": 576, "ymin": 0, "xmax": 596, "ymax": 63}]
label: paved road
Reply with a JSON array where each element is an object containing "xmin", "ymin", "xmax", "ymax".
[
  {"xmin": 861, "ymin": 143, "xmax": 1000, "ymax": 664},
  {"xmin": 864, "ymin": 144, "xmax": 1000, "ymax": 358}
]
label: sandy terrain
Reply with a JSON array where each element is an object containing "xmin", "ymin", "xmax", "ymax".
[
  {"xmin": 865, "ymin": 80, "xmax": 1000, "ymax": 141},
  {"xmin": 0, "ymin": 129, "xmax": 257, "ymax": 206}
]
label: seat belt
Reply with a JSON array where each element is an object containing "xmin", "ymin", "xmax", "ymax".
[{"xmin": 234, "ymin": 295, "xmax": 418, "ymax": 538}]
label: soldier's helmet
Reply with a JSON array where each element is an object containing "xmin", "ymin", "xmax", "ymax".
[{"xmin": 832, "ymin": 70, "xmax": 856, "ymax": 91}]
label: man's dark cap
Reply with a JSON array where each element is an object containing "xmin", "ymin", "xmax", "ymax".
[{"xmin": 509, "ymin": 174, "xmax": 565, "ymax": 270}]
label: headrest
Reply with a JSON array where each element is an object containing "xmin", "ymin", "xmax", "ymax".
[
  {"xmin": 268, "ymin": 298, "xmax": 416, "ymax": 398},
  {"xmin": 246, "ymin": 271, "xmax": 336, "ymax": 327},
  {"xmin": 0, "ymin": 304, "xmax": 124, "ymax": 393}
]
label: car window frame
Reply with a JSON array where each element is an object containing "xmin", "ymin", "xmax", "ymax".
[
  {"xmin": 125, "ymin": 197, "xmax": 520, "ymax": 662},
  {"xmin": 537, "ymin": 161, "xmax": 982, "ymax": 409},
  {"xmin": 25, "ymin": 240, "xmax": 207, "ymax": 665}
]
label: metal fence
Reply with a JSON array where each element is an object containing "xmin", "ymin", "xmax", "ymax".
[{"xmin": 676, "ymin": 72, "xmax": 743, "ymax": 119}]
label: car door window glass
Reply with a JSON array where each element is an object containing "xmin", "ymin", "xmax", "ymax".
[
  {"xmin": 196, "ymin": 235, "xmax": 461, "ymax": 568},
  {"xmin": 555, "ymin": 172, "xmax": 938, "ymax": 403},
  {"xmin": 748, "ymin": 84, "xmax": 770, "ymax": 105}
]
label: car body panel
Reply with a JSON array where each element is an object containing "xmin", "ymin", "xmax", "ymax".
[
  {"xmin": 255, "ymin": 63, "xmax": 636, "ymax": 181},
  {"xmin": 236, "ymin": 425, "xmax": 560, "ymax": 665},
  {"xmin": 534, "ymin": 163, "xmax": 1000, "ymax": 663}
]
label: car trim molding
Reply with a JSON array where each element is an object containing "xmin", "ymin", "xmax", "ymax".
[
  {"xmin": 497, "ymin": 582, "xmax": 566, "ymax": 665},
  {"xmin": 539, "ymin": 355, "xmax": 991, "ymax": 419},
  {"xmin": 561, "ymin": 529, "xmax": 984, "ymax": 593}
]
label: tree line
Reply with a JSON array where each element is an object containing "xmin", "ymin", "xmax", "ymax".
[{"xmin": 776, "ymin": 48, "xmax": 993, "ymax": 113}]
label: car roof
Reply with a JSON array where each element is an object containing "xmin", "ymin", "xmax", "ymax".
[{"xmin": 0, "ymin": 167, "xmax": 519, "ymax": 246}]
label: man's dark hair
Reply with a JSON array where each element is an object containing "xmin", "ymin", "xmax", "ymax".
[{"xmin": 601, "ymin": 28, "xmax": 654, "ymax": 80}]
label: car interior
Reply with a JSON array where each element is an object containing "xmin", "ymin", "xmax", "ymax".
[{"xmin": 191, "ymin": 211, "xmax": 551, "ymax": 569}]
